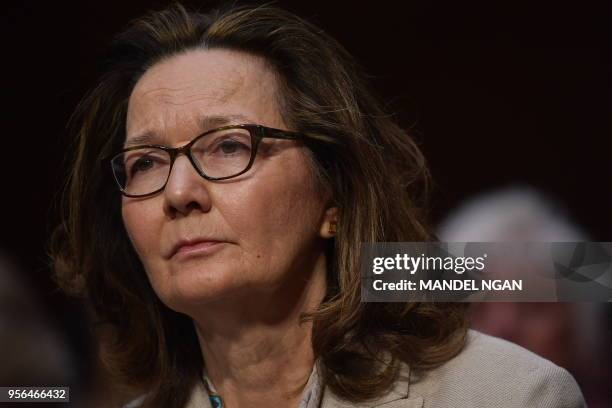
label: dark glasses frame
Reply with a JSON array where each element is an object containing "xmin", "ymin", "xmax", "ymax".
[{"xmin": 108, "ymin": 124, "xmax": 305, "ymax": 198}]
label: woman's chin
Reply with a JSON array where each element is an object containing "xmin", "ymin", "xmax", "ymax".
[{"xmin": 154, "ymin": 271, "xmax": 254, "ymax": 313}]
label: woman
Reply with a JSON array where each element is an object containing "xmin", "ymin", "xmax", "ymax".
[{"xmin": 50, "ymin": 3, "xmax": 585, "ymax": 408}]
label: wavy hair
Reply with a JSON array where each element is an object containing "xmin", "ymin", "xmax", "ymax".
[{"xmin": 50, "ymin": 2, "xmax": 468, "ymax": 407}]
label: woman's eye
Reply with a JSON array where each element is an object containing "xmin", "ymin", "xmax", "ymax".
[
  {"xmin": 216, "ymin": 139, "xmax": 249, "ymax": 155},
  {"xmin": 130, "ymin": 156, "xmax": 155, "ymax": 174}
]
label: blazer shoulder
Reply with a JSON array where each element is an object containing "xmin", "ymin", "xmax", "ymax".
[
  {"xmin": 409, "ymin": 329, "xmax": 586, "ymax": 408},
  {"xmin": 122, "ymin": 394, "xmax": 146, "ymax": 408}
]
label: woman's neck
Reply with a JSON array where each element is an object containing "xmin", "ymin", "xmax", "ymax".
[{"xmin": 192, "ymin": 254, "xmax": 327, "ymax": 407}]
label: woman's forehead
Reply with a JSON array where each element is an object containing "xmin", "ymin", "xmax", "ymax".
[
  {"xmin": 126, "ymin": 48, "xmax": 284, "ymax": 140},
  {"xmin": 134, "ymin": 48, "xmax": 274, "ymax": 91}
]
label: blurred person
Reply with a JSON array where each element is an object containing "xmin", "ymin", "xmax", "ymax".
[
  {"xmin": 0, "ymin": 252, "xmax": 79, "ymax": 404},
  {"xmin": 49, "ymin": 4, "xmax": 586, "ymax": 408},
  {"xmin": 438, "ymin": 185, "xmax": 611, "ymax": 407}
]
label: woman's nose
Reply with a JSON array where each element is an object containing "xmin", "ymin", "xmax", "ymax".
[{"xmin": 163, "ymin": 155, "xmax": 212, "ymax": 218}]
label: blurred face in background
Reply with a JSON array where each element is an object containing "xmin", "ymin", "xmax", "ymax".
[{"xmin": 121, "ymin": 48, "xmax": 331, "ymax": 315}]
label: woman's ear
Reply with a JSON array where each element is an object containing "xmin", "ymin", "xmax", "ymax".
[{"xmin": 319, "ymin": 206, "xmax": 339, "ymax": 239}]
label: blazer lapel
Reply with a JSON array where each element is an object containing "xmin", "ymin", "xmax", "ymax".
[
  {"xmin": 321, "ymin": 394, "xmax": 423, "ymax": 408},
  {"xmin": 320, "ymin": 361, "xmax": 424, "ymax": 408},
  {"xmin": 184, "ymin": 381, "xmax": 210, "ymax": 408}
]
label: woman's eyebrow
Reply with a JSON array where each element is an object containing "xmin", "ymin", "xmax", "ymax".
[
  {"xmin": 124, "ymin": 114, "xmax": 255, "ymax": 148},
  {"xmin": 124, "ymin": 132, "xmax": 159, "ymax": 148},
  {"xmin": 200, "ymin": 114, "xmax": 253, "ymax": 130}
]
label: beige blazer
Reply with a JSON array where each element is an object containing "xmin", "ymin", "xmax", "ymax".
[{"xmin": 185, "ymin": 330, "xmax": 586, "ymax": 408}]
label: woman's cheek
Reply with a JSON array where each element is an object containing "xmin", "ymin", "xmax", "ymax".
[{"xmin": 122, "ymin": 203, "xmax": 160, "ymax": 261}]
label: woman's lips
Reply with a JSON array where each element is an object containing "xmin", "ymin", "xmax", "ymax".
[{"xmin": 173, "ymin": 241, "xmax": 226, "ymax": 259}]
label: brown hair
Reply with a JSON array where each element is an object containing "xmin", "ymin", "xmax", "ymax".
[{"xmin": 50, "ymin": 2, "xmax": 468, "ymax": 406}]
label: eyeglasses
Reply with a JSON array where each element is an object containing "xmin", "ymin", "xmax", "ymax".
[{"xmin": 109, "ymin": 124, "xmax": 305, "ymax": 198}]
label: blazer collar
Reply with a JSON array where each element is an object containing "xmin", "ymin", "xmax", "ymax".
[{"xmin": 320, "ymin": 361, "xmax": 423, "ymax": 408}]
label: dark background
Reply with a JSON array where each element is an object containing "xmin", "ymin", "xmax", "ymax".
[{"xmin": 2, "ymin": 0, "xmax": 611, "ymax": 404}]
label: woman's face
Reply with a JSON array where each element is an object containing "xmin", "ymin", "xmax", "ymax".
[{"xmin": 122, "ymin": 49, "xmax": 332, "ymax": 313}]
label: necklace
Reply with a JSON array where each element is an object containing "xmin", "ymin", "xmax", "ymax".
[
  {"xmin": 208, "ymin": 395, "xmax": 223, "ymax": 408},
  {"xmin": 201, "ymin": 376, "xmax": 224, "ymax": 408}
]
